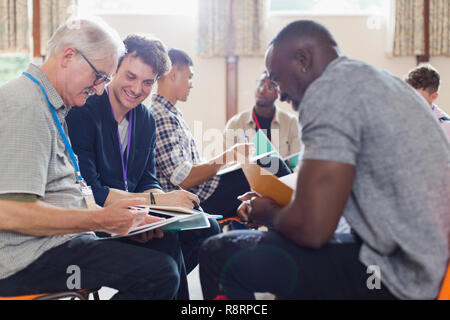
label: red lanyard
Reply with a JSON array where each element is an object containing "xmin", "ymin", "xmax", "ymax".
[{"xmin": 253, "ymin": 110, "xmax": 272, "ymax": 142}]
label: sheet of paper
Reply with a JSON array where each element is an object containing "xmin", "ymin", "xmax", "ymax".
[
  {"xmin": 217, "ymin": 150, "xmax": 278, "ymax": 176},
  {"xmin": 279, "ymin": 172, "xmax": 298, "ymax": 190}
]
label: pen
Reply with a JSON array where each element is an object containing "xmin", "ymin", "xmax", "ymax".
[
  {"xmin": 193, "ymin": 201, "xmax": 203, "ymax": 211},
  {"xmin": 244, "ymin": 130, "xmax": 249, "ymax": 143}
]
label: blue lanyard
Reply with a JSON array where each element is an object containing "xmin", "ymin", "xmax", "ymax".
[{"xmin": 23, "ymin": 72, "xmax": 84, "ymax": 183}]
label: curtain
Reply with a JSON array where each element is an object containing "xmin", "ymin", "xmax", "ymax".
[
  {"xmin": 40, "ymin": 0, "xmax": 74, "ymax": 56},
  {"xmin": 197, "ymin": 0, "xmax": 267, "ymax": 57},
  {"xmin": 393, "ymin": 0, "xmax": 450, "ymax": 57},
  {"xmin": 393, "ymin": 0, "xmax": 424, "ymax": 56},
  {"xmin": 429, "ymin": 0, "xmax": 450, "ymax": 56},
  {"xmin": 0, "ymin": 0, "xmax": 29, "ymax": 53}
]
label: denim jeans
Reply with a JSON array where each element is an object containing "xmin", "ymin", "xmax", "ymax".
[
  {"xmin": 0, "ymin": 232, "xmax": 183, "ymax": 300},
  {"xmin": 199, "ymin": 230, "xmax": 397, "ymax": 300}
]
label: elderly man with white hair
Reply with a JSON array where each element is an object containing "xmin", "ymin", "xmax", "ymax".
[{"xmin": 0, "ymin": 17, "xmax": 184, "ymax": 300}]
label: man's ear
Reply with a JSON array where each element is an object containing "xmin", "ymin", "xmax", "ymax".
[
  {"xmin": 431, "ymin": 91, "xmax": 439, "ymax": 102},
  {"xmin": 60, "ymin": 46, "xmax": 77, "ymax": 68},
  {"xmin": 293, "ymin": 47, "xmax": 312, "ymax": 72},
  {"xmin": 166, "ymin": 66, "xmax": 178, "ymax": 82}
]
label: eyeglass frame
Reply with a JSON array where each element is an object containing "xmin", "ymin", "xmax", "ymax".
[
  {"xmin": 77, "ymin": 50, "xmax": 111, "ymax": 86},
  {"xmin": 257, "ymin": 72, "xmax": 280, "ymax": 93}
]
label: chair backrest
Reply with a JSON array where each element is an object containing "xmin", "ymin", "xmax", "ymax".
[{"xmin": 438, "ymin": 263, "xmax": 450, "ymax": 300}]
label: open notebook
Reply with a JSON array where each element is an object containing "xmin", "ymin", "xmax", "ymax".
[{"xmin": 96, "ymin": 205, "xmax": 222, "ymax": 240}]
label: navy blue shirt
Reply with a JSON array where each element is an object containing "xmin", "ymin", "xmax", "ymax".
[{"xmin": 66, "ymin": 91, "xmax": 161, "ymax": 206}]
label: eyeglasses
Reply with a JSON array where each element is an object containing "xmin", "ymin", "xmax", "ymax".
[
  {"xmin": 78, "ymin": 50, "xmax": 111, "ymax": 86},
  {"xmin": 257, "ymin": 78, "xmax": 279, "ymax": 93}
]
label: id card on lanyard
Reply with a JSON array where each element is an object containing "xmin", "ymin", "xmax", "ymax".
[{"xmin": 23, "ymin": 72, "xmax": 97, "ymax": 209}]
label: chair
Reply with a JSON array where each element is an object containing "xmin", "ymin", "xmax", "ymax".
[
  {"xmin": 0, "ymin": 288, "xmax": 100, "ymax": 300},
  {"xmin": 438, "ymin": 263, "xmax": 450, "ymax": 300}
]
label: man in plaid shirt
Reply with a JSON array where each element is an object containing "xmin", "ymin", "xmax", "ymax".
[{"xmin": 150, "ymin": 49, "xmax": 290, "ymax": 220}]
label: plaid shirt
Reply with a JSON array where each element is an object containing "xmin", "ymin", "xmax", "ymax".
[{"xmin": 150, "ymin": 94, "xmax": 220, "ymax": 202}]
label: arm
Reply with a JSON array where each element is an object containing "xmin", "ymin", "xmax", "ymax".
[
  {"xmin": 179, "ymin": 144, "xmax": 251, "ymax": 190},
  {"xmin": 273, "ymin": 159, "xmax": 354, "ymax": 248},
  {"xmin": 154, "ymin": 112, "xmax": 251, "ymax": 190},
  {"xmin": 0, "ymin": 197, "xmax": 149, "ymax": 237},
  {"xmin": 238, "ymin": 159, "xmax": 354, "ymax": 248}
]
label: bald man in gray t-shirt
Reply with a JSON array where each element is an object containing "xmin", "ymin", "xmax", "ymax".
[{"xmin": 199, "ymin": 20, "xmax": 450, "ymax": 300}]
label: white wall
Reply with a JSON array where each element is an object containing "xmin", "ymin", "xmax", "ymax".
[{"xmin": 100, "ymin": 13, "xmax": 450, "ymax": 133}]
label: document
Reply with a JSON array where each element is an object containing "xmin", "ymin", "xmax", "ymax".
[
  {"xmin": 241, "ymin": 163, "xmax": 295, "ymax": 206},
  {"xmin": 279, "ymin": 172, "xmax": 298, "ymax": 190},
  {"xmin": 96, "ymin": 206, "xmax": 222, "ymax": 240},
  {"xmin": 217, "ymin": 151, "xmax": 278, "ymax": 176}
]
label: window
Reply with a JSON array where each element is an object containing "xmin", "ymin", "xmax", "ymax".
[
  {"xmin": 76, "ymin": 0, "xmax": 198, "ymax": 15},
  {"xmin": 270, "ymin": 0, "xmax": 389, "ymax": 15},
  {"xmin": 0, "ymin": 54, "xmax": 30, "ymax": 86}
]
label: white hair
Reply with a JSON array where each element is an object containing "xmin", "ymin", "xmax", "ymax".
[{"xmin": 46, "ymin": 16, "xmax": 125, "ymax": 62}]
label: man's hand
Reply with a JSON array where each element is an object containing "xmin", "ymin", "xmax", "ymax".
[
  {"xmin": 153, "ymin": 190, "xmax": 200, "ymax": 209},
  {"xmin": 237, "ymin": 191, "xmax": 282, "ymax": 228},
  {"xmin": 95, "ymin": 198, "xmax": 149, "ymax": 236},
  {"xmin": 129, "ymin": 214, "xmax": 166, "ymax": 243}
]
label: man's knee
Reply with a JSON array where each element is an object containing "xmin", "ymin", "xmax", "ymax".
[
  {"xmin": 144, "ymin": 254, "xmax": 180, "ymax": 299},
  {"xmin": 200, "ymin": 231, "xmax": 263, "ymax": 263}
]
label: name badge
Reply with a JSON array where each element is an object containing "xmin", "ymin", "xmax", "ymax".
[{"xmin": 81, "ymin": 184, "xmax": 97, "ymax": 210}]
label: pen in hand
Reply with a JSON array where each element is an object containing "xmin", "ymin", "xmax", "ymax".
[{"xmin": 193, "ymin": 201, "xmax": 203, "ymax": 211}]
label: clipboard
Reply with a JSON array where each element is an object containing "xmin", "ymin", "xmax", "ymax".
[{"xmin": 241, "ymin": 163, "xmax": 295, "ymax": 206}]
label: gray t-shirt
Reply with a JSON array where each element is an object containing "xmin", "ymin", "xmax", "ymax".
[
  {"xmin": 0, "ymin": 64, "xmax": 87, "ymax": 280},
  {"xmin": 300, "ymin": 56, "xmax": 450, "ymax": 299}
]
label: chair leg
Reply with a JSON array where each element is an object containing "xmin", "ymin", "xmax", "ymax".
[{"xmin": 92, "ymin": 291, "xmax": 100, "ymax": 300}]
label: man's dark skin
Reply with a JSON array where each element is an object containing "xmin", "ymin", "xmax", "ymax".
[{"xmin": 237, "ymin": 35, "xmax": 356, "ymax": 248}]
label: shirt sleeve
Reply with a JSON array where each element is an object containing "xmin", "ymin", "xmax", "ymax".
[
  {"xmin": 0, "ymin": 92, "xmax": 51, "ymax": 197},
  {"xmin": 66, "ymin": 108, "xmax": 110, "ymax": 206},
  {"xmin": 288, "ymin": 115, "xmax": 302, "ymax": 155},
  {"xmin": 300, "ymin": 89, "xmax": 363, "ymax": 166},
  {"xmin": 153, "ymin": 112, "xmax": 194, "ymax": 186}
]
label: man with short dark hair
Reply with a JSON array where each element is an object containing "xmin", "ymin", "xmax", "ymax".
[
  {"xmin": 406, "ymin": 64, "xmax": 450, "ymax": 140},
  {"xmin": 67, "ymin": 36, "xmax": 220, "ymax": 297},
  {"xmin": 224, "ymin": 70, "xmax": 301, "ymax": 161},
  {"xmin": 199, "ymin": 20, "xmax": 450, "ymax": 300}
]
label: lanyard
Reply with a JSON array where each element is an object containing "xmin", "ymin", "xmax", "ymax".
[
  {"xmin": 107, "ymin": 87, "xmax": 133, "ymax": 192},
  {"xmin": 253, "ymin": 110, "xmax": 272, "ymax": 142},
  {"xmin": 23, "ymin": 72, "xmax": 84, "ymax": 184}
]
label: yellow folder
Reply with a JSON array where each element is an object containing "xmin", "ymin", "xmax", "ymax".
[{"xmin": 241, "ymin": 163, "xmax": 294, "ymax": 206}]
